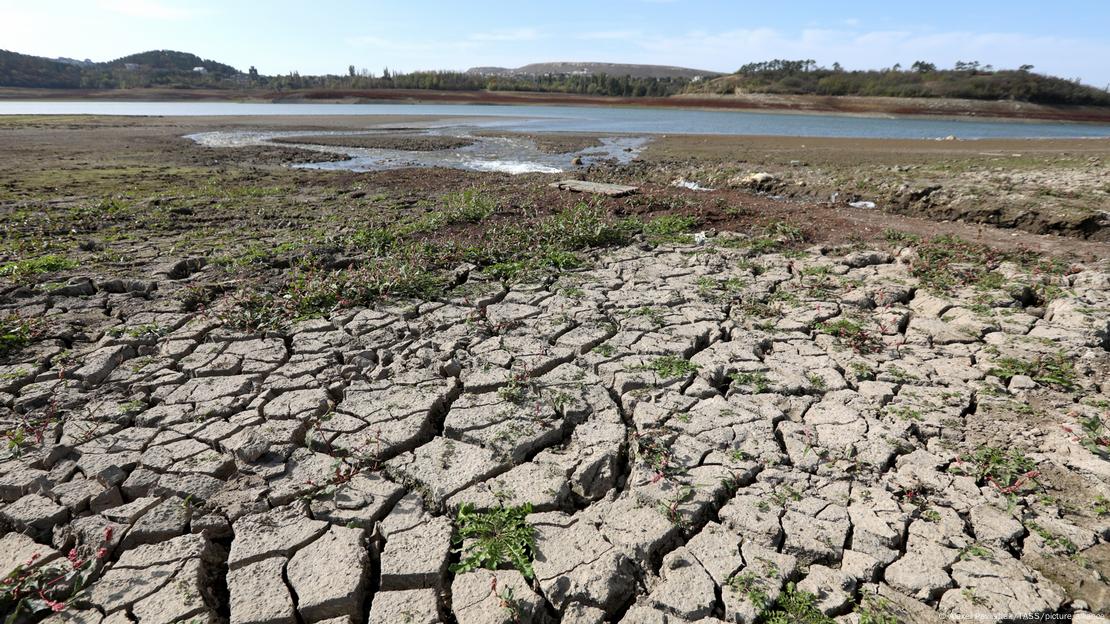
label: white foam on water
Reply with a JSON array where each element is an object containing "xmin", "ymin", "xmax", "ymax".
[
  {"xmin": 465, "ymin": 160, "xmax": 563, "ymax": 175},
  {"xmin": 671, "ymin": 178, "xmax": 714, "ymax": 192}
]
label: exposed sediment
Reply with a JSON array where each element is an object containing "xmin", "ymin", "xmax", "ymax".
[{"xmin": 1, "ymin": 235, "xmax": 1109, "ymax": 623}]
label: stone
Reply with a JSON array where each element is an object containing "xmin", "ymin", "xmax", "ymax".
[
  {"xmin": 287, "ymin": 525, "xmax": 369, "ymax": 622},
  {"xmin": 378, "ymin": 515, "xmax": 452, "ymax": 591},
  {"xmin": 451, "ymin": 570, "xmax": 546, "ymax": 623},
  {"xmin": 227, "ymin": 556, "xmax": 297, "ymax": 624},
  {"xmin": 228, "ymin": 503, "xmax": 328, "ymax": 569},
  {"xmin": 368, "ymin": 589, "xmax": 441, "ymax": 624},
  {"xmin": 0, "ymin": 493, "xmax": 68, "ymax": 540},
  {"xmin": 647, "ymin": 548, "xmax": 717, "ymax": 620}
]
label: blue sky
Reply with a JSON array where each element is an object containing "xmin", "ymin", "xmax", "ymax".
[{"xmin": 4, "ymin": 0, "xmax": 1109, "ymax": 86}]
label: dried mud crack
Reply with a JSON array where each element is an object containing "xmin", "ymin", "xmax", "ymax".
[{"xmin": 2, "ymin": 234, "xmax": 1110, "ymax": 624}]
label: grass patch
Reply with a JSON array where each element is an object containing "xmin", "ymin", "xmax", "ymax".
[
  {"xmin": 988, "ymin": 352, "xmax": 1077, "ymax": 390},
  {"xmin": 0, "ymin": 315, "xmax": 43, "ymax": 359},
  {"xmin": 450, "ymin": 503, "xmax": 536, "ymax": 579},
  {"xmin": 639, "ymin": 214, "xmax": 700, "ymax": 243},
  {"xmin": 637, "ymin": 355, "xmax": 698, "ymax": 379},
  {"xmin": 0, "ymin": 254, "xmax": 77, "ymax": 282}
]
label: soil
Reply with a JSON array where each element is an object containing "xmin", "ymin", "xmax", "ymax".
[
  {"xmin": 1, "ymin": 112, "xmax": 1110, "ymax": 624},
  {"xmin": 1, "ymin": 115, "xmax": 1108, "ymax": 259}
]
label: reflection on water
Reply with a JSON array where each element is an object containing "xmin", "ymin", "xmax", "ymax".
[{"xmin": 186, "ymin": 127, "xmax": 649, "ymax": 174}]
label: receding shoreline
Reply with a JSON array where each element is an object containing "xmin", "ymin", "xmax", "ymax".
[{"xmin": 2, "ymin": 86, "xmax": 1110, "ymax": 124}]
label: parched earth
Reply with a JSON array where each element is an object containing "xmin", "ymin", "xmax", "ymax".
[{"xmin": 2, "ymin": 233, "xmax": 1109, "ymax": 623}]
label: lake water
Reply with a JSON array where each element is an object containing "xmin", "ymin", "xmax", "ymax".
[{"xmin": 3, "ymin": 100, "xmax": 1110, "ymax": 139}]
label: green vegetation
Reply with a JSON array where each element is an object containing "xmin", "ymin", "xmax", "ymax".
[
  {"xmin": 756, "ymin": 583, "xmax": 835, "ymax": 624},
  {"xmin": 1075, "ymin": 415, "xmax": 1109, "ymax": 460},
  {"xmin": 731, "ymin": 371, "xmax": 771, "ymax": 393},
  {"xmin": 450, "ymin": 503, "xmax": 536, "ymax": 579},
  {"xmin": 0, "ymin": 531, "xmax": 107, "ymax": 621},
  {"xmin": 688, "ymin": 59, "xmax": 1110, "ymax": 106},
  {"xmin": 815, "ymin": 318, "xmax": 883, "ymax": 354},
  {"xmin": 954, "ymin": 447, "xmax": 1038, "ymax": 495},
  {"xmin": 988, "ymin": 352, "xmax": 1077, "ymax": 390},
  {"xmin": 906, "ymin": 234, "xmax": 1073, "ymax": 296},
  {"xmin": 0, "ymin": 254, "xmax": 77, "ymax": 282},
  {"xmin": 0, "ymin": 315, "xmax": 41, "ymax": 358},
  {"xmin": 0, "ymin": 48, "xmax": 238, "ymax": 89},
  {"xmin": 224, "ymin": 201, "xmax": 639, "ymax": 329},
  {"xmin": 637, "ymin": 355, "xmax": 698, "ymax": 379},
  {"xmin": 1, "ymin": 49, "xmax": 692, "ymax": 96}
]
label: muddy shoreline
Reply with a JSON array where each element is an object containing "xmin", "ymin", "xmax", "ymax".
[{"xmin": 1, "ymin": 112, "xmax": 1109, "ymax": 623}]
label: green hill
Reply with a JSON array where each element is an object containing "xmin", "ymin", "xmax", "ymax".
[
  {"xmin": 0, "ymin": 49, "xmax": 240, "ymax": 89},
  {"xmin": 109, "ymin": 50, "xmax": 238, "ymax": 76},
  {"xmin": 687, "ymin": 60, "xmax": 1110, "ymax": 107}
]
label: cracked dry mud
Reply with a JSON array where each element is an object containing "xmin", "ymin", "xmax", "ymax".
[{"xmin": 2, "ymin": 234, "xmax": 1110, "ymax": 624}]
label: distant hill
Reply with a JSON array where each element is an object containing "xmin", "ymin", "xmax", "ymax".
[
  {"xmin": 108, "ymin": 50, "xmax": 238, "ymax": 76},
  {"xmin": 468, "ymin": 62, "xmax": 719, "ymax": 80},
  {"xmin": 0, "ymin": 49, "xmax": 240, "ymax": 89},
  {"xmin": 688, "ymin": 59, "xmax": 1110, "ymax": 107}
]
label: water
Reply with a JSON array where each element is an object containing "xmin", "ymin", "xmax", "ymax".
[
  {"xmin": 3, "ymin": 100, "xmax": 1110, "ymax": 139},
  {"xmin": 186, "ymin": 128, "xmax": 648, "ymax": 174}
]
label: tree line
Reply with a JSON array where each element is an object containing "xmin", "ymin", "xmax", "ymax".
[
  {"xmin": 686, "ymin": 59, "xmax": 1110, "ymax": 106},
  {"xmin": 3, "ymin": 49, "xmax": 1108, "ymax": 106}
]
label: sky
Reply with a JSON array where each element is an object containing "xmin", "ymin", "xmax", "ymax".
[{"xmin": 3, "ymin": 0, "xmax": 1110, "ymax": 87}]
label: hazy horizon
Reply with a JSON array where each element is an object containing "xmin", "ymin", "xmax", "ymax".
[{"xmin": 3, "ymin": 0, "xmax": 1109, "ymax": 87}]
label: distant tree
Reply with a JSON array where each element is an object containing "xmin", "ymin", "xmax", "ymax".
[
  {"xmin": 832, "ymin": 62, "xmax": 843, "ymax": 71},
  {"xmin": 1019, "ymin": 64, "xmax": 1034, "ymax": 72},
  {"xmin": 348, "ymin": 65, "xmax": 356, "ymax": 77},
  {"xmin": 911, "ymin": 61, "xmax": 936, "ymax": 73},
  {"xmin": 248, "ymin": 66, "xmax": 259, "ymax": 80}
]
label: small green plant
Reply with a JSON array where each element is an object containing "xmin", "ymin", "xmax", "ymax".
[
  {"xmin": 856, "ymin": 590, "xmax": 898, "ymax": 624},
  {"xmin": 657, "ymin": 485, "xmax": 695, "ymax": 526},
  {"xmin": 989, "ymin": 352, "xmax": 1077, "ymax": 390},
  {"xmin": 1026, "ymin": 521, "xmax": 1078, "ymax": 554},
  {"xmin": 591, "ymin": 342, "xmax": 616, "ymax": 357},
  {"xmin": 451, "ymin": 503, "xmax": 536, "ymax": 579},
  {"xmin": 1072, "ymin": 415, "xmax": 1109, "ymax": 459},
  {"xmin": 632, "ymin": 429, "xmax": 683, "ymax": 481},
  {"xmin": 731, "ymin": 371, "xmax": 771, "ymax": 393},
  {"xmin": 849, "ymin": 361, "xmax": 876, "ymax": 381},
  {"xmin": 628, "ymin": 306, "xmax": 665, "ymax": 327},
  {"xmin": 637, "ymin": 356, "xmax": 698, "ymax": 379},
  {"xmin": 0, "ymin": 528, "xmax": 112, "ymax": 621},
  {"xmin": 758, "ymin": 582, "xmax": 835, "ymax": 624},
  {"xmin": 953, "ymin": 447, "xmax": 1038, "ymax": 495},
  {"xmin": 816, "ymin": 318, "xmax": 883, "ymax": 354},
  {"xmin": 727, "ymin": 571, "xmax": 769, "ymax": 611},
  {"xmin": 883, "ymin": 228, "xmax": 921, "ymax": 244},
  {"xmin": 958, "ymin": 543, "xmax": 993, "ymax": 560},
  {"xmin": 0, "ymin": 315, "xmax": 43, "ymax": 358},
  {"xmin": 1092, "ymin": 495, "xmax": 1109, "ymax": 517}
]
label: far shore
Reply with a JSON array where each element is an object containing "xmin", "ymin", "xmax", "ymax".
[{"xmin": 2, "ymin": 86, "xmax": 1110, "ymax": 124}]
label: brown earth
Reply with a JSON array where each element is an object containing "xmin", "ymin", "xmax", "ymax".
[{"xmin": 1, "ymin": 115, "xmax": 1108, "ymax": 264}]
